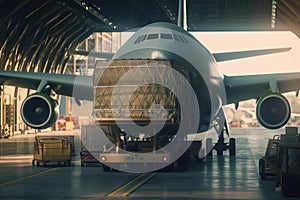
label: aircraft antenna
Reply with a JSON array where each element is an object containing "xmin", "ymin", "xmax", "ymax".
[{"xmin": 177, "ymin": 0, "xmax": 187, "ymax": 30}]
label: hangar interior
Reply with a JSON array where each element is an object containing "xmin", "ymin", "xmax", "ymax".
[
  {"xmin": 1, "ymin": 0, "xmax": 300, "ymax": 136},
  {"xmin": 1, "ymin": 1, "xmax": 300, "ymax": 199}
]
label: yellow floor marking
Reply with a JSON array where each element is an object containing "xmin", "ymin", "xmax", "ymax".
[
  {"xmin": 106, "ymin": 173, "xmax": 146, "ymax": 197},
  {"xmin": 0, "ymin": 168, "xmax": 59, "ymax": 187},
  {"xmin": 121, "ymin": 173, "xmax": 157, "ymax": 197}
]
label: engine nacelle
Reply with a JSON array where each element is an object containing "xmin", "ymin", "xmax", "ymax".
[
  {"xmin": 256, "ymin": 93, "xmax": 291, "ymax": 129},
  {"xmin": 21, "ymin": 92, "xmax": 59, "ymax": 129}
]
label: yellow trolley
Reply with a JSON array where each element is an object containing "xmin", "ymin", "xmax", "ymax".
[{"xmin": 32, "ymin": 137, "xmax": 72, "ymax": 167}]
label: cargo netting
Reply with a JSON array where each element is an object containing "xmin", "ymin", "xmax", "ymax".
[{"xmin": 93, "ymin": 59, "xmax": 188, "ymax": 123}]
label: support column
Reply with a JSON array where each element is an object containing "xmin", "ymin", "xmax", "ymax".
[
  {"xmin": 0, "ymin": 85, "xmax": 3, "ymax": 138},
  {"xmin": 14, "ymin": 87, "xmax": 18, "ymax": 132}
]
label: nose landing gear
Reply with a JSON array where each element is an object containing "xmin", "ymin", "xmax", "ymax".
[{"xmin": 214, "ymin": 122, "xmax": 236, "ymax": 156}]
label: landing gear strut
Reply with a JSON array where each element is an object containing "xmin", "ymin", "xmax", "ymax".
[{"xmin": 214, "ymin": 122, "xmax": 236, "ymax": 156}]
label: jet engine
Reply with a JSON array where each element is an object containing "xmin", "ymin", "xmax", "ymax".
[
  {"xmin": 256, "ymin": 93, "xmax": 290, "ymax": 129},
  {"xmin": 21, "ymin": 92, "xmax": 58, "ymax": 129}
]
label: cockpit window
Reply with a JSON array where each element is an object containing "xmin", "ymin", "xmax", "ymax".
[
  {"xmin": 134, "ymin": 33, "xmax": 188, "ymax": 45},
  {"xmin": 172, "ymin": 33, "xmax": 189, "ymax": 43},
  {"xmin": 177, "ymin": 35, "xmax": 185, "ymax": 43},
  {"xmin": 173, "ymin": 34, "xmax": 180, "ymax": 41},
  {"xmin": 134, "ymin": 35, "xmax": 143, "ymax": 44},
  {"xmin": 160, "ymin": 33, "xmax": 173, "ymax": 40},
  {"xmin": 147, "ymin": 33, "xmax": 159, "ymax": 40},
  {"xmin": 181, "ymin": 35, "xmax": 189, "ymax": 43},
  {"xmin": 140, "ymin": 34, "xmax": 147, "ymax": 42}
]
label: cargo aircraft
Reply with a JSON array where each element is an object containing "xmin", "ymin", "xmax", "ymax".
[{"xmin": 0, "ymin": 0, "xmax": 299, "ymax": 158}]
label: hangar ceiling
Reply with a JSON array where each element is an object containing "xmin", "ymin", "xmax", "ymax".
[{"xmin": 0, "ymin": 0, "xmax": 299, "ymax": 74}]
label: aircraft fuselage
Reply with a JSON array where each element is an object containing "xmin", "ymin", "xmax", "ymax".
[{"xmin": 113, "ymin": 22, "xmax": 226, "ymax": 131}]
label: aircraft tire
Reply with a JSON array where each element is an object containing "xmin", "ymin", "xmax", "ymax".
[
  {"xmin": 229, "ymin": 138, "xmax": 236, "ymax": 156},
  {"xmin": 206, "ymin": 138, "xmax": 213, "ymax": 157}
]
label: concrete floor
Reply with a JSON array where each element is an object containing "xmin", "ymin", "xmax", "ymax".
[{"xmin": 0, "ymin": 128, "xmax": 298, "ymax": 199}]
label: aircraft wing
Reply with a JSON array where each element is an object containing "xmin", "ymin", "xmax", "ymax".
[
  {"xmin": 212, "ymin": 48, "xmax": 291, "ymax": 62},
  {"xmin": 224, "ymin": 72, "xmax": 300, "ymax": 104},
  {"xmin": 0, "ymin": 70, "xmax": 93, "ymax": 100}
]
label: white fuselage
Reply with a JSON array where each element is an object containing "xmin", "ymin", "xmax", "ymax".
[{"xmin": 114, "ymin": 22, "xmax": 226, "ymax": 130}]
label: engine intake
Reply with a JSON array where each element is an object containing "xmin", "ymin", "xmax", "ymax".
[
  {"xmin": 256, "ymin": 93, "xmax": 290, "ymax": 129},
  {"xmin": 21, "ymin": 92, "xmax": 58, "ymax": 129}
]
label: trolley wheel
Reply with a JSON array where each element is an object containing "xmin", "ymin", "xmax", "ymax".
[
  {"xmin": 229, "ymin": 138, "xmax": 236, "ymax": 156},
  {"xmin": 259, "ymin": 158, "xmax": 266, "ymax": 180},
  {"xmin": 32, "ymin": 160, "xmax": 35, "ymax": 166}
]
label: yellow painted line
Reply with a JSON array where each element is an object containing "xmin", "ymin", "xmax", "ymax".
[
  {"xmin": 0, "ymin": 168, "xmax": 59, "ymax": 187},
  {"xmin": 121, "ymin": 173, "xmax": 157, "ymax": 197},
  {"xmin": 106, "ymin": 173, "xmax": 146, "ymax": 197}
]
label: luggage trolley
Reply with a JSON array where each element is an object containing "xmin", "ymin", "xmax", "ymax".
[
  {"xmin": 32, "ymin": 137, "xmax": 72, "ymax": 167},
  {"xmin": 259, "ymin": 135, "xmax": 280, "ymax": 179}
]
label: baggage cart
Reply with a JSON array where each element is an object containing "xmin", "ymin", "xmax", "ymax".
[
  {"xmin": 258, "ymin": 135, "xmax": 280, "ymax": 179},
  {"xmin": 32, "ymin": 137, "xmax": 72, "ymax": 167}
]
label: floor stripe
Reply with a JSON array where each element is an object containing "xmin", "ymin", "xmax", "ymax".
[
  {"xmin": 0, "ymin": 168, "xmax": 59, "ymax": 187},
  {"xmin": 106, "ymin": 173, "xmax": 145, "ymax": 197},
  {"xmin": 121, "ymin": 173, "xmax": 157, "ymax": 197},
  {"xmin": 105, "ymin": 173, "xmax": 157, "ymax": 197}
]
